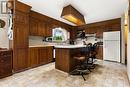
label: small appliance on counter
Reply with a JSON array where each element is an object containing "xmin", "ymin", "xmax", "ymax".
[
  {"xmin": 77, "ymin": 30, "xmax": 85, "ymax": 39},
  {"xmin": 69, "ymin": 40, "xmax": 76, "ymax": 45},
  {"xmin": 43, "ymin": 37, "xmax": 53, "ymax": 42}
]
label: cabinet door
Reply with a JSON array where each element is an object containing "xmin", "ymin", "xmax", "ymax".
[
  {"xmin": 46, "ymin": 46, "xmax": 53, "ymax": 63},
  {"xmin": 14, "ymin": 11, "xmax": 29, "ymax": 48},
  {"xmin": 38, "ymin": 47, "xmax": 47, "ymax": 64},
  {"xmin": 29, "ymin": 17, "xmax": 38, "ymax": 36},
  {"xmin": 13, "ymin": 48, "xmax": 28, "ymax": 72},
  {"xmin": 96, "ymin": 46, "xmax": 103, "ymax": 60},
  {"xmin": 28, "ymin": 47, "xmax": 39, "ymax": 67},
  {"xmin": 14, "ymin": 23, "xmax": 29, "ymax": 48},
  {"xmin": 38, "ymin": 21, "xmax": 46, "ymax": 36}
]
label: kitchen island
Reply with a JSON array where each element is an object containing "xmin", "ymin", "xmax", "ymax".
[{"xmin": 55, "ymin": 45, "xmax": 86, "ymax": 73}]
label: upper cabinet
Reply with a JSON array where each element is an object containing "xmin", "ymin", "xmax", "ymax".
[
  {"xmin": 29, "ymin": 10, "xmax": 71, "ymax": 37},
  {"xmin": 29, "ymin": 17, "xmax": 38, "ymax": 36},
  {"xmin": 29, "ymin": 17, "xmax": 47, "ymax": 36}
]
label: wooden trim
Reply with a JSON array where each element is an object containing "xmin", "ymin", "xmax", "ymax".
[{"xmin": 15, "ymin": 1, "xmax": 31, "ymax": 13}]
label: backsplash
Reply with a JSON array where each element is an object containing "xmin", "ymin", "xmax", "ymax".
[
  {"xmin": 29, "ymin": 36, "xmax": 44, "ymax": 45},
  {"xmin": 76, "ymin": 37, "xmax": 103, "ymax": 45}
]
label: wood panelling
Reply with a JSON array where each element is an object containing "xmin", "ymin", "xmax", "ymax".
[
  {"xmin": 0, "ymin": 49, "xmax": 12, "ymax": 78},
  {"xmin": 55, "ymin": 48, "xmax": 80, "ymax": 73},
  {"xmin": 55, "ymin": 49, "xmax": 70, "ymax": 72},
  {"xmin": 77, "ymin": 18, "xmax": 121, "ymax": 38},
  {"xmin": 96, "ymin": 46, "xmax": 103, "ymax": 60}
]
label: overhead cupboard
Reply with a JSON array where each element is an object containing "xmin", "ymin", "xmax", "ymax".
[
  {"xmin": 29, "ymin": 15, "xmax": 52, "ymax": 37},
  {"xmin": 29, "ymin": 11, "xmax": 72, "ymax": 37}
]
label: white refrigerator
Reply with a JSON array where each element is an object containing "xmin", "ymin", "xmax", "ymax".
[{"xmin": 103, "ymin": 31, "xmax": 120, "ymax": 62}]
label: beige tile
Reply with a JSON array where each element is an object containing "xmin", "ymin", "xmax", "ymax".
[{"xmin": 0, "ymin": 61, "xmax": 129, "ymax": 87}]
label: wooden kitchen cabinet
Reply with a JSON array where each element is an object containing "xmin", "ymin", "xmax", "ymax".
[
  {"xmin": 29, "ymin": 46, "xmax": 53, "ymax": 68},
  {"xmin": 37, "ymin": 21, "xmax": 46, "ymax": 36},
  {"xmin": 28, "ymin": 47, "xmax": 39, "ymax": 67},
  {"xmin": 0, "ymin": 49, "xmax": 12, "ymax": 78},
  {"xmin": 30, "ymin": 19, "xmax": 46, "ymax": 36},
  {"xmin": 13, "ymin": 1, "xmax": 31, "ymax": 72},
  {"xmin": 96, "ymin": 46, "xmax": 103, "ymax": 60},
  {"xmin": 38, "ymin": 47, "xmax": 47, "ymax": 64},
  {"xmin": 29, "ymin": 17, "xmax": 38, "ymax": 36},
  {"xmin": 46, "ymin": 46, "xmax": 53, "ymax": 62},
  {"xmin": 29, "ymin": 17, "xmax": 46, "ymax": 36}
]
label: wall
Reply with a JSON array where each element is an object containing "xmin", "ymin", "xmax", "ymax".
[
  {"xmin": 121, "ymin": 15, "xmax": 126, "ymax": 64},
  {"xmin": 127, "ymin": 33, "xmax": 130, "ymax": 81},
  {"xmin": 0, "ymin": 0, "xmax": 9, "ymax": 48}
]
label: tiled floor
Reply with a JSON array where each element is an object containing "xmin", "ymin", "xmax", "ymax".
[{"xmin": 0, "ymin": 60, "xmax": 129, "ymax": 87}]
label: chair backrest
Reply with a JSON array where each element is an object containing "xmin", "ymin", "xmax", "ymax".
[
  {"xmin": 80, "ymin": 43, "xmax": 92, "ymax": 55},
  {"xmin": 92, "ymin": 43, "xmax": 99, "ymax": 52}
]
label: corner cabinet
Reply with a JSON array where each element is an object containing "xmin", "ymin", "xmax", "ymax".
[{"xmin": 13, "ymin": 1, "xmax": 31, "ymax": 72}]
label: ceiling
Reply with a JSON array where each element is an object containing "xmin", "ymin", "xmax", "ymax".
[{"xmin": 19, "ymin": 0, "xmax": 129, "ymax": 26}]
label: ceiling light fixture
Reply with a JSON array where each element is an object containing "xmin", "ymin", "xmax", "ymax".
[{"xmin": 61, "ymin": 5, "xmax": 85, "ymax": 26}]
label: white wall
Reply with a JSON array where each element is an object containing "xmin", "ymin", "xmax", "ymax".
[
  {"xmin": 0, "ymin": 15, "xmax": 9, "ymax": 48},
  {"xmin": 121, "ymin": 15, "xmax": 126, "ymax": 64},
  {"xmin": 127, "ymin": 33, "xmax": 130, "ymax": 81},
  {"xmin": 0, "ymin": 0, "xmax": 9, "ymax": 48}
]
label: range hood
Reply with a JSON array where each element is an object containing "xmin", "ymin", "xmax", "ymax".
[{"xmin": 61, "ymin": 5, "xmax": 86, "ymax": 26}]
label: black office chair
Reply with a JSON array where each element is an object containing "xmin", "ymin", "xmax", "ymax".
[
  {"xmin": 70, "ymin": 43, "xmax": 92, "ymax": 81},
  {"xmin": 86, "ymin": 43, "xmax": 99, "ymax": 69}
]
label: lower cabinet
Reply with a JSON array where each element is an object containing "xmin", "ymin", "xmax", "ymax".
[
  {"xmin": 28, "ymin": 47, "xmax": 39, "ymax": 67},
  {"xmin": 29, "ymin": 46, "xmax": 53, "ymax": 68},
  {"xmin": 96, "ymin": 46, "xmax": 103, "ymax": 60}
]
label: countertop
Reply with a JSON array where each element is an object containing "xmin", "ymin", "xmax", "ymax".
[
  {"xmin": 29, "ymin": 44, "xmax": 86, "ymax": 49},
  {"xmin": 54, "ymin": 44, "xmax": 86, "ymax": 49},
  {"xmin": 29, "ymin": 41, "xmax": 103, "ymax": 48}
]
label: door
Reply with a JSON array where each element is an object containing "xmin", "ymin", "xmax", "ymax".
[{"xmin": 103, "ymin": 41, "xmax": 120, "ymax": 62}]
